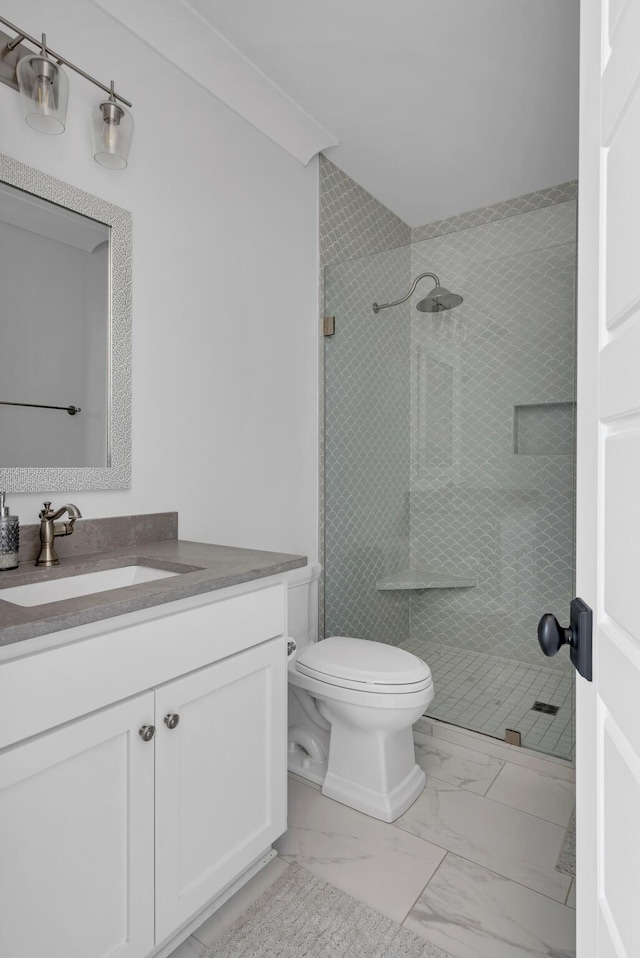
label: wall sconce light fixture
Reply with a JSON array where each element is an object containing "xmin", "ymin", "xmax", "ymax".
[
  {"xmin": 0, "ymin": 16, "xmax": 134, "ymax": 169},
  {"xmin": 92, "ymin": 81, "xmax": 135, "ymax": 171},
  {"xmin": 15, "ymin": 33, "xmax": 69, "ymax": 135}
]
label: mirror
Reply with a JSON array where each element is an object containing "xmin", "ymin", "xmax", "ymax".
[
  {"xmin": 0, "ymin": 154, "xmax": 131, "ymax": 492},
  {"xmin": 0, "ymin": 182, "xmax": 110, "ymax": 468}
]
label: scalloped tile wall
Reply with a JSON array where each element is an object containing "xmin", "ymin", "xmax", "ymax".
[
  {"xmin": 321, "ymin": 161, "xmax": 576, "ymax": 675},
  {"xmin": 409, "ymin": 200, "xmax": 577, "ymax": 668}
]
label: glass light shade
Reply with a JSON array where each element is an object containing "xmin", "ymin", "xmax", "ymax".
[
  {"xmin": 92, "ymin": 98, "xmax": 134, "ymax": 170},
  {"xmin": 16, "ymin": 54, "xmax": 69, "ymax": 135}
]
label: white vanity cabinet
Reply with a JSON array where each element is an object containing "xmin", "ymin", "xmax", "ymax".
[
  {"xmin": 0, "ymin": 692, "xmax": 156, "ymax": 958},
  {"xmin": 0, "ymin": 579, "xmax": 288, "ymax": 958},
  {"xmin": 154, "ymin": 638, "xmax": 286, "ymax": 942}
]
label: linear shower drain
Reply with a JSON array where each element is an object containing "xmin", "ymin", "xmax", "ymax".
[{"xmin": 531, "ymin": 701, "xmax": 559, "ymax": 715}]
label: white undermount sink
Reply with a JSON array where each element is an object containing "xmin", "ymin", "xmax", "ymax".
[{"xmin": 0, "ymin": 565, "xmax": 179, "ymax": 607}]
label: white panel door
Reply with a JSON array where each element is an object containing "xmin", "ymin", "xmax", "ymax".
[
  {"xmin": 0, "ymin": 693, "xmax": 155, "ymax": 958},
  {"xmin": 577, "ymin": 0, "xmax": 640, "ymax": 954},
  {"xmin": 154, "ymin": 637, "xmax": 287, "ymax": 943}
]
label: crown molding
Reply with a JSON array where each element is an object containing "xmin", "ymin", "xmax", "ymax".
[{"xmin": 91, "ymin": 0, "xmax": 337, "ymax": 165}]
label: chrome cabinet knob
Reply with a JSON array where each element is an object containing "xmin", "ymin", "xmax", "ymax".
[
  {"xmin": 164, "ymin": 713, "xmax": 180, "ymax": 730},
  {"xmin": 138, "ymin": 725, "xmax": 155, "ymax": 742}
]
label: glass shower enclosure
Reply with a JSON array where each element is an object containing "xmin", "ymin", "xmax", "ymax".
[{"xmin": 323, "ymin": 199, "xmax": 577, "ymax": 760}]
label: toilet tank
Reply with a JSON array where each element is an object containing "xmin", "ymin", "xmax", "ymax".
[{"xmin": 287, "ymin": 563, "xmax": 321, "ymax": 649}]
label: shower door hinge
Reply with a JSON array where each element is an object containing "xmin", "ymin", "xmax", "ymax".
[{"xmin": 323, "ymin": 316, "xmax": 336, "ymax": 337}]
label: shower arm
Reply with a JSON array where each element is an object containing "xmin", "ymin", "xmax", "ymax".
[{"xmin": 372, "ymin": 272, "xmax": 441, "ymax": 314}]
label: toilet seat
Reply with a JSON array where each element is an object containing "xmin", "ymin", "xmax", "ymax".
[{"xmin": 296, "ymin": 635, "xmax": 432, "ymax": 695}]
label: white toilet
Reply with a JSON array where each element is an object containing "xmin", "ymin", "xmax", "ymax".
[{"xmin": 287, "ymin": 563, "xmax": 434, "ymax": 822}]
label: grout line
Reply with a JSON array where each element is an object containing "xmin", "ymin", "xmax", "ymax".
[
  {"xmin": 387, "ymin": 800, "xmax": 573, "ymax": 907},
  {"xmin": 564, "ymin": 879, "xmax": 575, "ymax": 906},
  {"xmin": 398, "ymin": 850, "xmax": 450, "ymax": 925},
  {"xmin": 477, "ymin": 781, "xmax": 575, "ymax": 827},
  {"xmin": 419, "ymin": 764, "xmax": 574, "ymax": 827},
  {"xmin": 482, "ymin": 761, "xmax": 507, "ymax": 796},
  {"xmin": 412, "ymin": 845, "xmax": 573, "ymax": 907}
]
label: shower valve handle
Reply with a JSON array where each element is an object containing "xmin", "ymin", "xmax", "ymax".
[{"xmin": 537, "ymin": 598, "xmax": 593, "ymax": 681}]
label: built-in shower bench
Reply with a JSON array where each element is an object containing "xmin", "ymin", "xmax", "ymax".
[{"xmin": 375, "ymin": 569, "xmax": 477, "ymax": 590}]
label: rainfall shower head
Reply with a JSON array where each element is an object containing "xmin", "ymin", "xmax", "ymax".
[
  {"xmin": 372, "ymin": 271, "xmax": 463, "ymax": 314},
  {"xmin": 416, "ymin": 285, "xmax": 463, "ymax": 312}
]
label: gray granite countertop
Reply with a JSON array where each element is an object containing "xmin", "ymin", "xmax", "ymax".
[{"xmin": 0, "ymin": 538, "xmax": 307, "ymax": 648}]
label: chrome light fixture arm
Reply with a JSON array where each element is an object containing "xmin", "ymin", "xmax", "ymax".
[
  {"xmin": 372, "ymin": 272, "xmax": 441, "ymax": 313},
  {"xmin": 0, "ymin": 16, "xmax": 134, "ymax": 166},
  {"xmin": 0, "ymin": 15, "xmax": 132, "ymax": 107}
]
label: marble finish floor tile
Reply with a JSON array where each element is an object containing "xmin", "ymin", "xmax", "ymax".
[
  {"xmin": 396, "ymin": 779, "xmax": 571, "ymax": 901},
  {"xmin": 288, "ymin": 770, "xmax": 321, "ymax": 791},
  {"xmin": 167, "ymin": 935, "xmax": 207, "ymax": 958},
  {"xmin": 275, "ymin": 777, "xmax": 446, "ymax": 922},
  {"xmin": 486, "ymin": 762, "xmax": 575, "ymax": 826},
  {"xmin": 404, "ymin": 852, "xmax": 576, "ymax": 958},
  {"xmin": 193, "ymin": 857, "xmax": 290, "ymax": 947},
  {"xmin": 414, "ymin": 728, "xmax": 505, "ymax": 796},
  {"xmin": 424, "ymin": 719, "xmax": 576, "ymax": 781}
]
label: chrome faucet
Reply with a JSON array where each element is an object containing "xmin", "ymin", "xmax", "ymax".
[{"xmin": 36, "ymin": 501, "xmax": 82, "ymax": 567}]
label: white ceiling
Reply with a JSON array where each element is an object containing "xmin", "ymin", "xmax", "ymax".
[
  {"xmin": 184, "ymin": 0, "xmax": 580, "ymax": 226},
  {"xmin": 96, "ymin": 0, "xmax": 580, "ymax": 227}
]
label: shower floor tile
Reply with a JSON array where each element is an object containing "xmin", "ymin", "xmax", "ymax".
[{"xmin": 400, "ymin": 640, "xmax": 575, "ymax": 759}]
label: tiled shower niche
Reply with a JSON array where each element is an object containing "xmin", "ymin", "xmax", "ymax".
[
  {"xmin": 324, "ymin": 192, "xmax": 577, "ymax": 758},
  {"xmin": 513, "ymin": 402, "xmax": 576, "ymax": 456}
]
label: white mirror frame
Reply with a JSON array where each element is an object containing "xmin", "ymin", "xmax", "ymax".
[{"xmin": 0, "ymin": 154, "xmax": 132, "ymax": 492}]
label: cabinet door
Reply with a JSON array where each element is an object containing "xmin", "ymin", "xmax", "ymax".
[
  {"xmin": 154, "ymin": 637, "xmax": 287, "ymax": 941},
  {"xmin": 0, "ymin": 694, "xmax": 155, "ymax": 958}
]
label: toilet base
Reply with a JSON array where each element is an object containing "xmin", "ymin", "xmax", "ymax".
[
  {"xmin": 322, "ymin": 761, "xmax": 426, "ymax": 823},
  {"xmin": 287, "ymin": 742, "xmax": 327, "ymax": 786}
]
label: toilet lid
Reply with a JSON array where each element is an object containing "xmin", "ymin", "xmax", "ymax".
[{"xmin": 296, "ymin": 636, "xmax": 432, "ymax": 691}]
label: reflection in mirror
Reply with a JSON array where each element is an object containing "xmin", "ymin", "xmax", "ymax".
[
  {"xmin": 0, "ymin": 182, "xmax": 110, "ymax": 467},
  {"xmin": 0, "ymin": 154, "xmax": 131, "ymax": 492}
]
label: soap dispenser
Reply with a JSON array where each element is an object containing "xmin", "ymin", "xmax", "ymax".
[{"xmin": 0, "ymin": 492, "xmax": 19, "ymax": 570}]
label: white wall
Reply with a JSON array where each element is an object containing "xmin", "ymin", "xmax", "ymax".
[{"xmin": 0, "ymin": 0, "xmax": 319, "ymax": 560}]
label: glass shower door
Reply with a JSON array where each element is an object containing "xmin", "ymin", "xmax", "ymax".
[
  {"xmin": 323, "ymin": 242, "xmax": 412, "ymax": 647},
  {"xmin": 323, "ymin": 200, "xmax": 577, "ymax": 760}
]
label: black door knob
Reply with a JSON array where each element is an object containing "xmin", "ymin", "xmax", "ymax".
[
  {"xmin": 536, "ymin": 598, "xmax": 593, "ymax": 681},
  {"xmin": 537, "ymin": 614, "xmax": 573, "ymax": 657}
]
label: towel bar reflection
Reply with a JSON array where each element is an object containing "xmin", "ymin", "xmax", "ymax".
[{"xmin": 0, "ymin": 401, "xmax": 81, "ymax": 415}]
